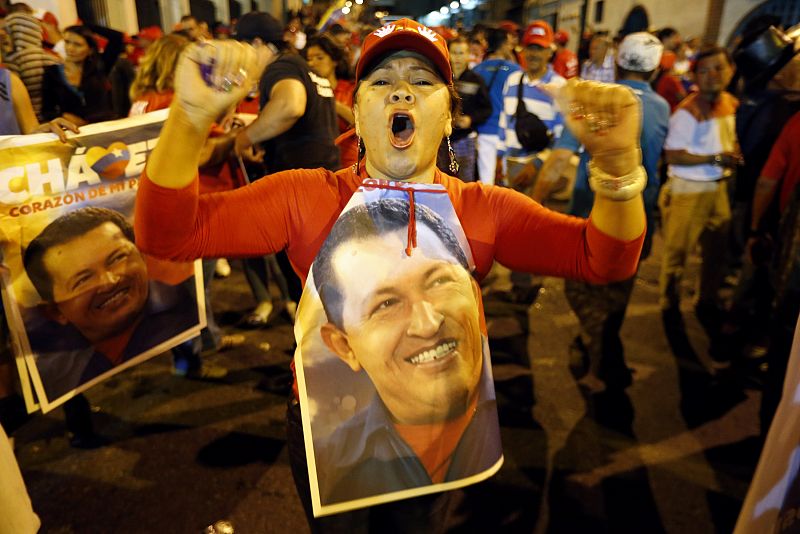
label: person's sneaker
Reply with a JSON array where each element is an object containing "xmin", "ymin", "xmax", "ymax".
[
  {"xmin": 578, "ymin": 373, "xmax": 607, "ymax": 394},
  {"xmin": 205, "ymin": 520, "xmax": 235, "ymax": 534},
  {"xmin": 242, "ymin": 301, "xmax": 273, "ymax": 328},
  {"xmin": 178, "ymin": 363, "xmax": 229, "ymax": 381},
  {"xmin": 708, "ymin": 337, "xmax": 733, "ymax": 370},
  {"xmin": 215, "ymin": 258, "xmax": 231, "ymax": 278},
  {"xmin": 217, "ymin": 334, "xmax": 245, "ymax": 352}
]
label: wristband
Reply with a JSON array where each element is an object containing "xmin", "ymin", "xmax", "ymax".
[{"xmin": 588, "ymin": 161, "xmax": 647, "ymax": 201}]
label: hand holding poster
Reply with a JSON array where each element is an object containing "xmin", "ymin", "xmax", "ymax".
[
  {"xmin": 0, "ymin": 111, "xmax": 205, "ymax": 413},
  {"xmin": 296, "ymin": 180, "xmax": 503, "ymax": 516}
]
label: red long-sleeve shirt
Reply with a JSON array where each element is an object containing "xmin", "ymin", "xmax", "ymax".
[{"xmin": 135, "ymin": 164, "xmax": 643, "ymax": 286}]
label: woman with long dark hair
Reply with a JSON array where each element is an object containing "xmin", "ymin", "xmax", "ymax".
[
  {"xmin": 41, "ymin": 25, "xmax": 116, "ymax": 125},
  {"xmin": 304, "ymin": 33, "xmax": 355, "ymax": 133}
]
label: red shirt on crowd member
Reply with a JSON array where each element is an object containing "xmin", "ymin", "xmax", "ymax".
[
  {"xmin": 333, "ymin": 78, "xmax": 355, "ymax": 134},
  {"xmin": 129, "ymin": 91, "xmax": 245, "ymax": 192},
  {"xmin": 553, "ymin": 48, "xmax": 578, "ymax": 78},
  {"xmin": 760, "ymin": 112, "xmax": 800, "ymax": 213},
  {"xmin": 552, "ymin": 30, "xmax": 578, "ymax": 79},
  {"xmin": 655, "ymin": 51, "xmax": 687, "ymax": 111},
  {"xmin": 136, "ymin": 163, "xmax": 645, "ymax": 398}
]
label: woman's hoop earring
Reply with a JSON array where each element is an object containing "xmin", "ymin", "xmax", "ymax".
[
  {"xmin": 352, "ymin": 134, "xmax": 362, "ymax": 173},
  {"xmin": 447, "ymin": 136, "xmax": 459, "ymax": 175}
]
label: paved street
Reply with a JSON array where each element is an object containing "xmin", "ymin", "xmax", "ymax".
[{"xmin": 13, "ymin": 232, "xmax": 762, "ymax": 533}]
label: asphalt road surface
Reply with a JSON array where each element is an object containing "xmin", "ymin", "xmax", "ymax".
[{"xmin": 12, "ymin": 233, "xmax": 762, "ymax": 533}]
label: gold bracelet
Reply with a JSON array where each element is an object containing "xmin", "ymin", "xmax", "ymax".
[{"xmin": 588, "ymin": 161, "xmax": 647, "ymax": 201}]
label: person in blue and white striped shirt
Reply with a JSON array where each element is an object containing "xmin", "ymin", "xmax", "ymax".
[
  {"xmin": 497, "ymin": 20, "xmax": 566, "ymax": 186},
  {"xmin": 496, "ymin": 20, "xmax": 566, "ymax": 305}
]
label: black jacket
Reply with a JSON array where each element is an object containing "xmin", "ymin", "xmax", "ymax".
[{"xmin": 452, "ymin": 68, "xmax": 491, "ymax": 141}]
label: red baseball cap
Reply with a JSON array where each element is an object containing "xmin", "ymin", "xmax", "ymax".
[
  {"xmin": 137, "ymin": 26, "xmax": 163, "ymax": 42},
  {"xmin": 498, "ymin": 20, "xmax": 520, "ymax": 34},
  {"xmin": 554, "ymin": 29, "xmax": 569, "ymax": 45},
  {"xmin": 522, "ymin": 20, "xmax": 554, "ymax": 48},
  {"xmin": 355, "ymin": 18, "xmax": 452, "ymax": 85}
]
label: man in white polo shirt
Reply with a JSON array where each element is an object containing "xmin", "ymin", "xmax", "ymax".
[{"xmin": 660, "ymin": 46, "xmax": 741, "ymax": 327}]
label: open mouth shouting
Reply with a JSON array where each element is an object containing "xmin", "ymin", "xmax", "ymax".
[
  {"xmin": 389, "ymin": 112, "xmax": 415, "ymax": 149},
  {"xmin": 405, "ymin": 339, "xmax": 458, "ymax": 366}
]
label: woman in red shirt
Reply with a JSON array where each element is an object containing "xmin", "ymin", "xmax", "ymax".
[{"xmin": 136, "ymin": 18, "xmax": 647, "ymax": 530}]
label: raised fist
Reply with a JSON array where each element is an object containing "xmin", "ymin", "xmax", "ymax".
[
  {"xmin": 174, "ymin": 40, "xmax": 270, "ymax": 128},
  {"xmin": 554, "ymin": 79, "xmax": 642, "ymax": 176}
]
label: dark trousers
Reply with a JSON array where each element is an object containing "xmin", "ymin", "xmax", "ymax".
[
  {"xmin": 564, "ymin": 276, "xmax": 637, "ymax": 387},
  {"xmin": 276, "ymin": 251, "xmax": 303, "ymax": 303}
]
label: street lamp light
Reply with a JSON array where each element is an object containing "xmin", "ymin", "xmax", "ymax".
[
  {"xmin": 440, "ymin": 6, "xmax": 449, "ymax": 14},
  {"xmin": 342, "ymin": 6, "xmax": 351, "ymax": 14},
  {"xmin": 450, "ymin": 1, "xmax": 459, "ymax": 9}
]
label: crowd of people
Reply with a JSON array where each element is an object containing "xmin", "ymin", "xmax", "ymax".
[{"xmin": 0, "ymin": 2, "xmax": 799, "ymax": 532}]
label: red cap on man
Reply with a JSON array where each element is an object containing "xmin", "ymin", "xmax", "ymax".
[
  {"xmin": 356, "ymin": 18, "xmax": 452, "ymax": 85},
  {"xmin": 554, "ymin": 29, "xmax": 569, "ymax": 46},
  {"xmin": 522, "ymin": 20, "xmax": 554, "ymax": 48}
]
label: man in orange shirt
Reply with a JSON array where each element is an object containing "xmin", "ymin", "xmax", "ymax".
[{"xmin": 661, "ymin": 47, "xmax": 740, "ymax": 335}]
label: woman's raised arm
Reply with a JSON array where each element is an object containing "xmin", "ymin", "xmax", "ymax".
[{"xmin": 147, "ymin": 41, "xmax": 269, "ymax": 190}]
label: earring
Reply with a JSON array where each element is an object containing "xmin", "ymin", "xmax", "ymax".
[
  {"xmin": 352, "ymin": 134, "xmax": 362, "ymax": 174},
  {"xmin": 447, "ymin": 136, "xmax": 459, "ymax": 175}
]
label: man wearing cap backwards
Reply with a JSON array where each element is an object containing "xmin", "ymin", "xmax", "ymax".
[
  {"xmin": 534, "ymin": 32, "xmax": 670, "ymax": 392},
  {"xmin": 136, "ymin": 17, "xmax": 647, "ymax": 529}
]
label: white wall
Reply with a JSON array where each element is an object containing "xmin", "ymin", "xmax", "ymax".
[
  {"xmin": 585, "ymin": 0, "xmax": 712, "ymax": 39},
  {"xmin": 555, "ymin": 0, "xmax": 583, "ymax": 51},
  {"xmin": 105, "ymin": 0, "xmax": 139, "ymax": 34},
  {"xmin": 17, "ymin": 0, "xmax": 79, "ymax": 27},
  {"xmin": 160, "ymin": 0, "xmax": 191, "ymax": 31},
  {"xmin": 209, "ymin": 0, "xmax": 231, "ymax": 23},
  {"xmin": 254, "ymin": 0, "xmax": 285, "ymax": 18}
]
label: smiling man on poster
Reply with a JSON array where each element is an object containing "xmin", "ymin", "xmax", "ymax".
[
  {"xmin": 309, "ymin": 197, "xmax": 502, "ymax": 507},
  {"xmin": 22, "ymin": 206, "xmax": 199, "ymax": 401}
]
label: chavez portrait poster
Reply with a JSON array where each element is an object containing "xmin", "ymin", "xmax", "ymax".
[
  {"xmin": 295, "ymin": 179, "xmax": 503, "ymax": 516},
  {"xmin": 0, "ymin": 110, "xmax": 205, "ymax": 413}
]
